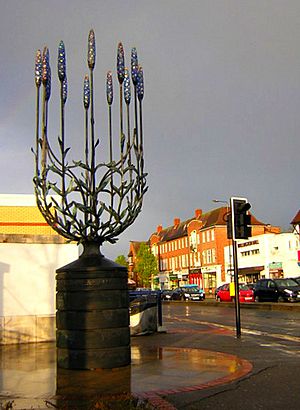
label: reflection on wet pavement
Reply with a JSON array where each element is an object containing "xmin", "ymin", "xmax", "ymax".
[{"xmin": 0, "ymin": 342, "xmax": 251, "ymax": 408}]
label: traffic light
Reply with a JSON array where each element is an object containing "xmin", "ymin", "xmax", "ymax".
[
  {"xmin": 226, "ymin": 212, "xmax": 233, "ymax": 239},
  {"xmin": 230, "ymin": 197, "xmax": 252, "ymax": 240}
]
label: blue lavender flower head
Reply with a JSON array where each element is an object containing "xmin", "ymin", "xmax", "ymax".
[
  {"xmin": 106, "ymin": 71, "xmax": 113, "ymax": 105},
  {"xmin": 83, "ymin": 75, "xmax": 90, "ymax": 109},
  {"xmin": 42, "ymin": 47, "xmax": 51, "ymax": 100},
  {"xmin": 45, "ymin": 64, "xmax": 51, "ymax": 101},
  {"xmin": 35, "ymin": 49, "xmax": 42, "ymax": 87},
  {"xmin": 42, "ymin": 47, "xmax": 50, "ymax": 85},
  {"xmin": 131, "ymin": 47, "xmax": 138, "ymax": 86},
  {"xmin": 117, "ymin": 42, "xmax": 125, "ymax": 84},
  {"xmin": 62, "ymin": 77, "xmax": 67, "ymax": 104},
  {"xmin": 137, "ymin": 66, "xmax": 144, "ymax": 101},
  {"xmin": 58, "ymin": 40, "xmax": 66, "ymax": 82},
  {"xmin": 88, "ymin": 29, "xmax": 96, "ymax": 70},
  {"xmin": 124, "ymin": 68, "xmax": 131, "ymax": 105}
]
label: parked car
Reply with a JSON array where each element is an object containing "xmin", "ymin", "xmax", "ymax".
[
  {"xmin": 254, "ymin": 278, "xmax": 300, "ymax": 303},
  {"xmin": 292, "ymin": 277, "xmax": 300, "ymax": 285},
  {"xmin": 214, "ymin": 285, "xmax": 224, "ymax": 300},
  {"xmin": 216, "ymin": 283, "xmax": 254, "ymax": 302},
  {"xmin": 160, "ymin": 289, "xmax": 173, "ymax": 301},
  {"xmin": 171, "ymin": 285, "xmax": 205, "ymax": 301}
]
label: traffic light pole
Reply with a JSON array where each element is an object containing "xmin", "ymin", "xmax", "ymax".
[
  {"xmin": 227, "ymin": 196, "xmax": 252, "ymax": 339},
  {"xmin": 232, "ymin": 237, "xmax": 241, "ymax": 338}
]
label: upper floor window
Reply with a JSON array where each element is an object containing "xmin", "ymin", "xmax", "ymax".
[
  {"xmin": 206, "ymin": 231, "xmax": 210, "ymax": 242},
  {"xmin": 190, "ymin": 230, "xmax": 197, "ymax": 250},
  {"xmin": 212, "ymin": 248, "xmax": 216, "ymax": 263},
  {"xmin": 207, "ymin": 249, "xmax": 212, "ymax": 263},
  {"xmin": 211, "ymin": 229, "xmax": 215, "ymax": 241}
]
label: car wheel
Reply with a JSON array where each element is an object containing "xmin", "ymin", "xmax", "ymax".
[
  {"xmin": 254, "ymin": 296, "xmax": 260, "ymax": 302},
  {"xmin": 278, "ymin": 296, "xmax": 285, "ymax": 303}
]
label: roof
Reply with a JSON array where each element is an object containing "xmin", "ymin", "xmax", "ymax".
[
  {"xmin": 291, "ymin": 210, "xmax": 300, "ymax": 225},
  {"xmin": 128, "ymin": 241, "xmax": 147, "ymax": 257},
  {"xmin": 150, "ymin": 207, "xmax": 266, "ymax": 242}
]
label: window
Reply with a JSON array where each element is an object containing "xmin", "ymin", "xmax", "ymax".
[
  {"xmin": 202, "ymin": 232, "xmax": 206, "ymax": 243},
  {"xmin": 251, "ymin": 249, "xmax": 259, "ymax": 255},
  {"xmin": 212, "ymin": 248, "xmax": 216, "ymax": 263},
  {"xmin": 211, "ymin": 229, "xmax": 215, "ymax": 241},
  {"xmin": 206, "ymin": 231, "xmax": 210, "ymax": 242},
  {"xmin": 190, "ymin": 230, "xmax": 197, "ymax": 250},
  {"xmin": 202, "ymin": 251, "xmax": 206, "ymax": 264}
]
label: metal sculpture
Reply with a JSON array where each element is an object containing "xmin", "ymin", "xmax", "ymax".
[
  {"xmin": 33, "ymin": 30, "xmax": 147, "ymax": 370},
  {"xmin": 33, "ymin": 30, "xmax": 147, "ymax": 253}
]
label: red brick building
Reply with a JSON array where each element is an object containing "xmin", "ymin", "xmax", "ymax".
[
  {"xmin": 149, "ymin": 207, "xmax": 280, "ymax": 295},
  {"xmin": 128, "ymin": 240, "xmax": 147, "ymax": 286}
]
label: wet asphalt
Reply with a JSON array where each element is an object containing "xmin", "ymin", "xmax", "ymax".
[{"xmin": 0, "ymin": 300, "xmax": 299, "ymax": 409}]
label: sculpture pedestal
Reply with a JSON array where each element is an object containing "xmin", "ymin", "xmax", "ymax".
[{"xmin": 56, "ymin": 245, "xmax": 130, "ymax": 369}]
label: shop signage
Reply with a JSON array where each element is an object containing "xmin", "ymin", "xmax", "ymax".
[{"xmin": 269, "ymin": 262, "xmax": 282, "ymax": 269}]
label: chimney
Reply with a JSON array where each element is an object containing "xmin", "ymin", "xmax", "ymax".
[
  {"xmin": 174, "ymin": 218, "xmax": 180, "ymax": 227},
  {"xmin": 157, "ymin": 225, "xmax": 163, "ymax": 233},
  {"xmin": 195, "ymin": 209, "xmax": 202, "ymax": 219}
]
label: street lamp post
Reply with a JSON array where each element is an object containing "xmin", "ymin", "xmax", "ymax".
[{"xmin": 33, "ymin": 30, "xmax": 147, "ymax": 369}]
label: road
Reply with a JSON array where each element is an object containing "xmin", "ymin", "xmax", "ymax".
[
  {"xmin": 162, "ymin": 302, "xmax": 300, "ymax": 347},
  {"xmin": 160, "ymin": 302, "xmax": 300, "ymax": 409}
]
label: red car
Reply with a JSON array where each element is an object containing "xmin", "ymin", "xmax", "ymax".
[{"xmin": 216, "ymin": 283, "xmax": 254, "ymax": 302}]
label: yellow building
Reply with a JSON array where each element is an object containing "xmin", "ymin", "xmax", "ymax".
[{"xmin": 0, "ymin": 194, "xmax": 64, "ymax": 243}]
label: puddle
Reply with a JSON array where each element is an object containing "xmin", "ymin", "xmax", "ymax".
[{"xmin": 0, "ymin": 342, "xmax": 252, "ymax": 408}]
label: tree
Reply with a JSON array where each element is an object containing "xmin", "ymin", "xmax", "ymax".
[
  {"xmin": 134, "ymin": 243, "xmax": 158, "ymax": 287},
  {"xmin": 115, "ymin": 255, "xmax": 128, "ymax": 267}
]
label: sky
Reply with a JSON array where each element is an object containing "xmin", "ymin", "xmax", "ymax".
[{"xmin": 1, "ymin": 0, "xmax": 300, "ymax": 260}]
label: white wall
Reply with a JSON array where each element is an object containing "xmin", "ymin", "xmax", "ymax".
[
  {"xmin": 224, "ymin": 233, "xmax": 300, "ymax": 281},
  {"xmin": 0, "ymin": 242, "xmax": 78, "ymax": 317}
]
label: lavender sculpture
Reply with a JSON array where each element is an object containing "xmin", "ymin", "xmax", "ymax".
[
  {"xmin": 33, "ymin": 30, "xmax": 147, "ymax": 369},
  {"xmin": 33, "ymin": 30, "xmax": 147, "ymax": 252}
]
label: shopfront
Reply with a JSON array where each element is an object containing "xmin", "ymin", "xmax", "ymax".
[
  {"xmin": 238, "ymin": 266, "xmax": 264, "ymax": 284},
  {"xmin": 268, "ymin": 262, "xmax": 284, "ymax": 279},
  {"xmin": 189, "ymin": 269, "xmax": 203, "ymax": 288}
]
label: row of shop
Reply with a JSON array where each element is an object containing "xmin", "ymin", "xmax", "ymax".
[{"xmin": 152, "ymin": 264, "xmax": 284, "ymax": 295}]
